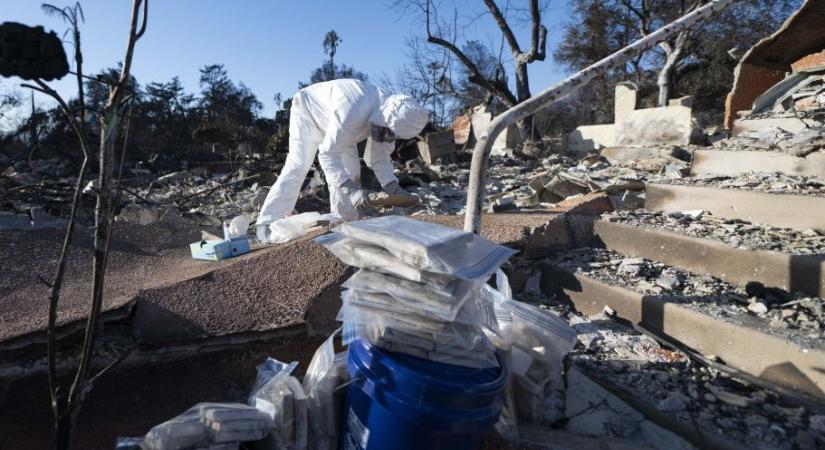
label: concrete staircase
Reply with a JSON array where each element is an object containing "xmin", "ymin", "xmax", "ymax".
[{"xmin": 539, "ymin": 147, "xmax": 825, "ymax": 448}]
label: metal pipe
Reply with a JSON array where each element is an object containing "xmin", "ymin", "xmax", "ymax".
[{"xmin": 463, "ymin": 0, "xmax": 740, "ymax": 233}]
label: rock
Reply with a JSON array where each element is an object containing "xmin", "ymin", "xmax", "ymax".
[
  {"xmin": 801, "ymin": 228, "xmax": 821, "ymax": 236},
  {"xmin": 769, "ymin": 318, "xmax": 789, "ymax": 329},
  {"xmin": 488, "ymin": 196, "xmax": 517, "ymax": 213},
  {"xmin": 681, "ymin": 209, "xmax": 706, "ymax": 220},
  {"xmin": 706, "ymin": 385, "xmax": 755, "ymax": 408},
  {"xmin": 664, "ymin": 164, "xmax": 689, "ymax": 179},
  {"xmin": 655, "ymin": 271, "xmax": 682, "ymax": 290},
  {"xmin": 657, "ymin": 392, "xmax": 687, "ymax": 412},
  {"xmin": 252, "ymin": 188, "xmax": 268, "ymax": 207},
  {"xmin": 747, "ymin": 302, "xmax": 769, "ymax": 315},
  {"xmin": 779, "ymin": 128, "xmax": 825, "ymax": 157},
  {"xmin": 617, "ymin": 257, "xmax": 645, "ymax": 275}
]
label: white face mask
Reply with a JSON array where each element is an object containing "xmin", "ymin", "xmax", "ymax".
[{"xmin": 370, "ymin": 123, "xmax": 395, "ymax": 143}]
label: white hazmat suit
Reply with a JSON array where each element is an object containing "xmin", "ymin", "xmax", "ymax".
[{"xmin": 257, "ymin": 79, "xmax": 429, "ymax": 225}]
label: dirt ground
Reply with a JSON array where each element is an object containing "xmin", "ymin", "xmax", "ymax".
[
  {"xmin": 0, "ymin": 212, "xmax": 553, "ymax": 449},
  {"xmin": 0, "ymin": 215, "xmax": 350, "ymax": 348},
  {"xmin": 0, "ymin": 333, "xmax": 325, "ymax": 450}
]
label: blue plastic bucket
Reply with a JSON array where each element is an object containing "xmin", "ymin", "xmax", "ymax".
[{"xmin": 341, "ymin": 338, "xmax": 507, "ymax": 450}]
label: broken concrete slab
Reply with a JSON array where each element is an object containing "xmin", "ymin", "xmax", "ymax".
[
  {"xmin": 0, "ymin": 220, "xmax": 202, "ymax": 345},
  {"xmin": 565, "ymin": 367, "xmax": 695, "ymax": 450},
  {"xmin": 416, "ymin": 212, "xmax": 560, "ymax": 249},
  {"xmin": 691, "ymin": 149, "xmax": 825, "ymax": 179},
  {"xmin": 732, "ymin": 117, "xmax": 809, "ymax": 135},
  {"xmin": 541, "ymin": 265, "xmax": 825, "ymax": 400},
  {"xmin": 779, "ymin": 127, "xmax": 825, "ymax": 157},
  {"xmin": 645, "ymin": 183, "xmax": 825, "ymax": 231},
  {"xmin": 0, "ymin": 218, "xmax": 348, "ymax": 353}
]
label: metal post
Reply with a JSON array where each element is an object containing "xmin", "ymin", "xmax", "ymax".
[{"xmin": 463, "ymin": 0, "xmax": 740, "ymax": 234}]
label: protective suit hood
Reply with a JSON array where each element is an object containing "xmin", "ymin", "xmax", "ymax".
[{"xmin": 373, "ymin": 95, "xmax": 429, "ymax": 139}]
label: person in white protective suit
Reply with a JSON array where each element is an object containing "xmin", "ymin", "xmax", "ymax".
[{"xmin": 256, "ymin": 79, "xmax": 429, "ymax": 226}]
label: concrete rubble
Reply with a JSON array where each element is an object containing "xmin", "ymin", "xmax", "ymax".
[
  {"xmin": 550, "ymin": 246, "xmax": 825, "ymax": 347},
  {"xmin": 660, "ymin": 172, "xmax": 825, "ymax": 197},
  {"xmin": 566, "ymin": 314, "xmax": 822, "ymax": 450},
  {"xmin": 603, "ymin": 209, "xmax": 825, "ymax": 255},
  {"xmin": 4, "ymin": 5, "xmax": 825, "ymax": 449}
]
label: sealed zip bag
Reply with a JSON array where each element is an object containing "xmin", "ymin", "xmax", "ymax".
[
  {"xmin": 314, "ymin": 233, "xmax": 453, "ymax": 286},
  {"xmin": 333, "ymin": 216, "xmax": 517, "ymax": 280},
  {"xmin": 248, "ymin": 358, "xmax": 308, "ymax": 449},
  {"xmin": 302, "ymin": 329, "xmax": 350, "ymax": 450}
]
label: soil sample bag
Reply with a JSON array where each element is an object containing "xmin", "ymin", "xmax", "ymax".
[
  {"xmin": 334, "ymin": 216, "xmax": 516, "ymax": 280},
  {"xmin": 343, "ymin": 269, "xmax": 481, "ymax": 322},
  {"xmin": 485, "ymin": 272, "xmax": 576, "ymax": 424},
  {"xmin": 142, "ymin": 407, "xmax": 209, "ymax": 450},
  {"xmin": 199, "ymin": 403, "xmax": 274, "ymax": 444},
  {"xmin": 248, "ymin": 358, "xmax": 308, "ymax": 450},
  {"xmin": 302, "ymin": 330, "xmax": 351, "ymax": 450}
]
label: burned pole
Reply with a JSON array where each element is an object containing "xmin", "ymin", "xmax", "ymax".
[{"xmin": 463, "ymin": 0, "xmax": 740, "ymax": 234}]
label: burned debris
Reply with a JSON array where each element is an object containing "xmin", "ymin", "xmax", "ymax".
[{"xmin": 2, "ymin": 0, "xmax": 825, "ymax": 449}]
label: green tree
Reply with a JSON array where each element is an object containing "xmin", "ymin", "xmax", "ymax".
[
  {"xmin": 301, "ymin": 31, "xmax": 368, "ymax": 87},
  {"xmin": 322, "ymin": 29, "xmax": 342, "ymax": 79}
]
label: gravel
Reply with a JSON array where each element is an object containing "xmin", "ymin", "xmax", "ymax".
[
  {"xmin": 549, "ymin": 248, "xmax": 825, "ymax": 349},
  {"xmin": 656, "ymin": 172, "xmax": 825, "ymax": 197},
  {"xmin": 569, "ymin": 314, "xmax": 823, "ymax": 450},
  {"xmin": 603, "ymin": 209, "xmax": 825, "ymax": 255}
]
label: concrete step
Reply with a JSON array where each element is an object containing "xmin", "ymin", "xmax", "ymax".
[
  {"xmin": 645, "ymin": 183, "xmax": 825, "ymax": 231},
  {"xmin": 691, "ymin": 150, "xmax": 825, "ymax": 179},
  {"xmin": 540, "ymin": 257, "xmax": 825, "ymax": 401},
  {"xmin": 594, "ymin": 219, "xmax": 825, "ymax": 298},
  {"xmin": 600, "ymin": 146, "xmax": 692, "ymax": 164},
  {"xmin": 565, "ymin": 315, "xmax": 822, "ymax": 450}
]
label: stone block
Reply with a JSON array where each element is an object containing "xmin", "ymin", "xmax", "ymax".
[
  {"xmin": 614, "ymin": 82, "xmax": 638, "ymax": 117},
  {"xmin": 417, "ymin": 130, "xmax": 456, "ymax": 164},
  {"xmin": 614, "ymin": 104, "xmax": 695, "ymax": 147},
  {"xmin": 567, "ymin": 124, "xmax": 616, "ymax": 153},
  {"xmin": 523, "ymin": 216, "xmax": 573, "ymax": 259}
]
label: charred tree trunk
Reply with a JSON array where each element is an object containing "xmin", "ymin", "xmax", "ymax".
[
  {"xmin": 514, "ymin": 59, "xmax": 539, "ymax": 150},
  {"xmin": 21, "ymin": 2, "xmax": 148, "ymax": 448},
  {"xmin": 423, "ymin": 0, "xmax": 546, "ymax": 155},
  {"xmin": 656, "ymin": 31, "xmax": 688, "ymax": 107}
]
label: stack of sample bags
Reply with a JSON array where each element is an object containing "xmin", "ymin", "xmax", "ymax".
[
  {"xmin": 316, "ymin": 216, "xmax": 516, "ymax": 369},
  {"xmin": 141, "ymin": 403, "xmax": 273, "ymax": 450}
]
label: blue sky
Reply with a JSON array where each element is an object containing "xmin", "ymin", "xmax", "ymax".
[{"xmin": 2, "ymin": 1, "xmax": 571, "ymax": 117}]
